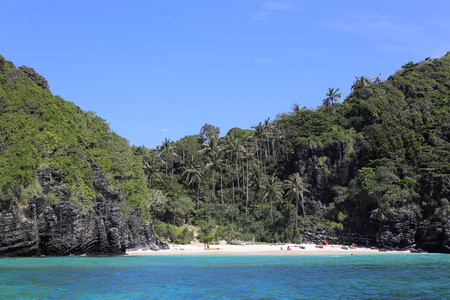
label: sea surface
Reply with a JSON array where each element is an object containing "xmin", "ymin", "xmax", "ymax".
[{"xmin": 0, "ymin": 253, "xmax": 449, "ymax": 299}]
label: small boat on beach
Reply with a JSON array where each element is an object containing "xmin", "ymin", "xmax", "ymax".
[
  {"xmin": 341, "ymin": 246, "xmax": 349, "ymax": 250},
  {"xmin": 205, "ymin": 248, "xmax": 220, "ymax": 250},
  {"xmin": 315, "ymin": 245, "xmax": 324, "ymax": 249}
]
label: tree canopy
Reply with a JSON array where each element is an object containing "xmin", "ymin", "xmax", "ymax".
[{"xmin": 1, "ymin": 52, "xmax": 449, "ymax": 245}]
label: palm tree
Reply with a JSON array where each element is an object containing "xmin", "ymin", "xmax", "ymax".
[
  {"xmin": 269, "ymin": 123, "xmax": 284, "ymax": 168},
  {"xmin": 284, "ymin": 173, "xmax": 310, "ymax": 230},
  {"xmin": 262, "ymin": 118, "xmax": 273, "ymax": 168},
  {"xmin": 202, "ymin": 135, "xmax": 223, "ymax": 201},
  {"xmin": 372, "ymin": 73, "xmax": 382, "ymax": 84},
  {"xmin": 142, "ymin": 154, "xmax": 164, "ymax": 188},
  {"xmin": 242, "ymin": 141, "xmax": 254, "ymax": 222},
  {"xmin": 291, "ymin": 103, "xmax": 300, "ymax": 112},
  {"xmin": 226, "ymin": 136, "xmax": 245, "ymax": 190},
  {"xmin": 351, "ymin": 76, "xmax": 371, "ymax": 91},
  {"xmin": 251, "ymin": 122, "xmax": 264, "ymax": 169},
  {"xmin": 249, "ymin": 161, "xmax": 265, "ymax": 212},
  {"xmin": 262, "ymin": 175, "xmax": 284, "ymax": 222},
  {"xmin": 182, "ymin": 157, "xmax": 204, "ymax": 209},
  {"xmin": 323, "ymin": 88, "xmax": 341, "ymax": 113},
  {"xmin": 158, "ymin": 138, "xmax": 176, "ymax": 175}
]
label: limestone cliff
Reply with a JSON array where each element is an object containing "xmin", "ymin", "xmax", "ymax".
[
  {"xmin": 295, "ymin": 140, "xmax": 450, "ymax": 253},
  {"xmin": 0, "ymin": 165, "xmax": 168, "ymax": 257}
]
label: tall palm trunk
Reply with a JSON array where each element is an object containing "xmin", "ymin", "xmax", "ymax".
[
  {"xmin": 196, "ymin": 181, "xmax": 200, "ymax": 209},
  {"xmin": 165, "ymin": 155, "xmax": 168, "ymax": 175},
  {"xmin": 235, "ymin": 160, "xmax": 240, "ymax": 189},
  {"xmin": 212, "ymin": 166, "xmax": 216, "ymax": 199},
  {"xmin": 246, "ymin": 157, "xmax": 251, "ymax": 222},
  {"xmin": 295, "ymin": 194, "xmax": 299, "ymax": 231},
  {"xmin": 270, "ymin": 198, "xmax": 274, "ymax": 222},
  {"xmin": 300, "ymin": 194, "xmax": 306, "ymax": 218},
  {"xmin": 220, "ymin": 169, "xmax": 224, "ymax": 205},
  {"xmin": 232, "ymin": 181, "xmax": 235, "ymax": 208}
]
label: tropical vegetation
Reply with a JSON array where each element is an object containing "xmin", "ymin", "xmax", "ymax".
[{"xmin": 1, "ymin": 52, "xmax": 449, "ymax": 246}]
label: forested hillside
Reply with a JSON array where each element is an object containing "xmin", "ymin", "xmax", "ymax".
[
  {"xmin": 0, "ymin": 55, "xmax": 165, "ymax": 256},
  {"xmin": 133, "ymin": 53, "xmax": 450, "ymax": 252},
  {"xmin": 0, "ymin": 55, "xmax": 155, "ymax": 216},
  {"xmin": 1, "ymin": 52, "xmax": 449, "ymax": 255}
]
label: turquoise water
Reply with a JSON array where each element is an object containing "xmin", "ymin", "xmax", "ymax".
[{"xmin": 1, "ymin": 254, "xmax": 449, "ymax": 299}]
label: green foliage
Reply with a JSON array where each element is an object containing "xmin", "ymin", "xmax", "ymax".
[
  {"xmin": 276, "ymin": 108, "xmax": 339, "ymax": 147},
  {"xmin": 0, "ymin": 55, "xmax": 151, "ymax": 217},
  {"xmin": 82, "ymin": 186, "xmax": 95, "ymax": 204},
  {"xmin": 337, "ymin": 211, "xmax": 347, "ymax": 223},
  {"xmin": 21, "ymin": 179, "xmax": 43, "ymax": 203},
  {"xmin": 2, "ymin": 52, "xmax": 450, "ymax": 245},
  {"xmin": 196, "ymin": 220, "xmax": 217, "ymax": 244},
  {"xmin": 433, "ymin": 198, "xmax": 450, "ymax": 222},
  {"xmin": 306, "ymin": 214, "xmax": 344, "ymax": 233},
  {"xmin": 136, "ymin": 54, "xmax": 450, "ymax": 241},
  {"xmin": 226, "ymin": 127, "xmax": 253, "ymax": 140},
  {"xmin": 70, "ymin": 195, "xmax": 90, "ymax": 213},
  {"xmin": 154, "ymin": 223, "xmax": 195, "ymax": 244},
  {"xmin": 44, "ymin": 193, "xmax": 60, "ymax": 205},
  {"xmin": 0, "ymin": 181, "xmax": 22, "ymax": 211}
]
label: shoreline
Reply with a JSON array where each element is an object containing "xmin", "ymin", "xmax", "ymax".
[{"xmin": 126, "ymin": 244, "xmax": 411, "ymax": 256}]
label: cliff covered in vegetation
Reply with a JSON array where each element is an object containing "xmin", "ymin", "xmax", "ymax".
[
  {"xmin": 133, "ymin": 53, "xmax": 450, "ymax": 253},
  {"xmin": 0, "ymin": 55, "xmax": 167, "ymax": 256},
  {"xmin": 1, "ymin": 52, "xmax": 449, "ymax": 255}
]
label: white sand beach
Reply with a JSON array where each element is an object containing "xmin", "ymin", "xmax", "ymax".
[{"xmin": 126, "ymin": 243, "xmax": 411, "ymax": 256}]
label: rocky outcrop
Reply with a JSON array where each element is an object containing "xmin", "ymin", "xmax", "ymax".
[
  {"xmin": 0, "ymin": 211, "xmax": 38, "ymax": 257},
  {"xmin": 295, "ymin": 139, "xmax": 367, "ymax": 214},
  {"xmin": 92, "ymin": 164, "xmax": 123, "ymax": 203},
  {"xmin": 127, "ymin": 209, "xmax": 167, "ymax": 250},
  {"xmin": 294, "ymin": 140, "xmax": 450, "ymax": 253},
  {"xmin": 416, "ymin": 218, "xmax": 450, "ymax": 253},
  {"xmin": 0, "ymin": 166, "xmax": 167, "ymax": 257},
  {"xmin": 294, "ymin": 140, "xmax": 378, "ymax": 246},
  {"xmin": 372, "ymin": 206, "xmax": 418, "ymax": 250}
]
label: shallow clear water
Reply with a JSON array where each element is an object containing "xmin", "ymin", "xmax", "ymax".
[{"xmin": 1, "ymin": 254, "xmax": 449, "ymax": 299}]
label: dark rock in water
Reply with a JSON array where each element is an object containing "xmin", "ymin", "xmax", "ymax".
[
  {"xmin": 0, "ymin": 166, "xmax": 167, "ymax": 257},
  {"xmin": 416, "ymin": 218, "xmax": 450, "ymax": 254},
  {"xmin": 126, "ymin": 209, "xmax": 169, "ymax": 251},
  {"xmin": 410, "ymin": 248, "xmax": 426, "ymax": 253},
  {"xmin": 0, "ymin": 211, "xmax": 39, "ymax": 257}
]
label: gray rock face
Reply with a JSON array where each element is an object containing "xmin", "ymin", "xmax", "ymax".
[
  {"xmin": 372, "ymin": 206, "xmax": 418, "ymax": 250},
  {"xmin": 416, "ymin": 218, "xmax": 450, "ymax": 253},
  {"xmin": 0, "ymin": 165, "xmax": 167, "ymax": 257},
  {"xmin": 127, "ymin": 209, "xmax": 163, "ymax": 251},
  {"xmin": 92, "ymin": 164, "xmax": 123, "ymax": 203},
  {"xmin": 294, "ymin": 141, "xmax": 450, "ymax": 253},
  {"xmin": 0, "ymin": 211, "xmax": 38, "ymax": 257},
  {"xmin": 295, "ymin": 139, "xmax": 366, "ymax": 214},
  {"xmin": 295, "ymin": 139, "xmax": 373, "ymax": 246}
]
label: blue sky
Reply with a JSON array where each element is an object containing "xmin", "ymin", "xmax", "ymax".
[{"xmin": 2, "ymin": 1, "xmax": 450, "ymax": 148}]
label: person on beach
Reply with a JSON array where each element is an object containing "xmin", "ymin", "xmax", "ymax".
[{"xmin": 287, "ymin": 246, "xmax": 291, "ymax": 251}]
